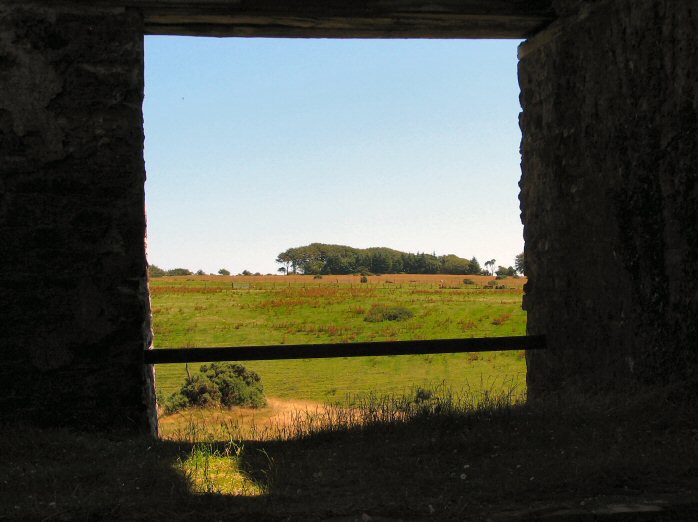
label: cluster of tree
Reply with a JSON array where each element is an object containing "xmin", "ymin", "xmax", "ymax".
[
  {"xmin": 495, "ymin": 265, "xmax": 518, "ymax": 277},
  {"xmin": 148, "ymin": 265, "xmax": 232, "ymax": 278},
  {"xmin": 148, "ymin": 265, "xmax": 191, "ymax": 277},
  {"xmin": 240, "ymin": 270, "xmax": 264, "ymax": 276},
  {"xmin": 148, "ymin": 250, "xmax": 526, "ymax": 279},
  {"xmin": 483, "ymin": 253, "xmax": 526, "ymax": 277},
  {"xmin": 275, "ymin": 243, "xmax": 483, "ymax": 275}
]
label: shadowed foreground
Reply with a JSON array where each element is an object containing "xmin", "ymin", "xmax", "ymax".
[{"xmin": 1, "ymin": 386, "xmax": 697, "ymax": 521}]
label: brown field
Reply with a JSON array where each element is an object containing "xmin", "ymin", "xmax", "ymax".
[{"xmin": 159, "ymin": 272, "xmax": 526, "ymax": 288}]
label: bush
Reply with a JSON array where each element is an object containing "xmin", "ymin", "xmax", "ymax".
[
  {"xmin": 180, "ymin": 374, "xmax": 222, "ymax": 407},
  {"xmin": 200, "ymin": 363, "xmax": 266, "ymax": 408},
  {"xmin": 360, "ymin": 275, "xmax": 368, "ymax": 283},
  {"xmin": 162, "ymin": 363, "xmax": 266, "ymax": 414},
  {"xmin": 413, "ymin": 386, "xmax": 434, "ymax": 404},
  {"xmin": 313, "ymin": 274, "xmax": 323, "ymax": 279},
  {"xmin": 166, "ymin": 268, "xmax": 192, "ymax": 276},
  {"xmin": 148, "ymin": 265, "xmax": 166, "ymax": 278},
  {"xmin": 162, "ymin": 392, "xmax": 191, "ymax": 414},
  {"xmin": 364, "ymin": 304, "xmax": 414, "ymax": 323},
  {"xmin": 462, "ymin": 278, "xmax": 475, "ymax": 285}
]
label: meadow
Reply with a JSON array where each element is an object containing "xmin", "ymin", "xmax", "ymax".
[
  {"xmin": 150, "ymin": 274, "xmax": 528, "ymax": 404},
  {"xmin": 6, "ymin": 275, "xmax": 696, "ymax": 519}
]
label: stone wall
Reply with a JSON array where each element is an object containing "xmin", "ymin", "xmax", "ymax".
[
  {"xmin": 520, "ymin": 0, "xmax": 698, "ymax": 392},
  {"xmin": 3, "ymin": 0, "xmax": 696, "ymax": 429},
  {"xmin": 0, "ymin": 3, "xmax": 156, "ymax": 431}
]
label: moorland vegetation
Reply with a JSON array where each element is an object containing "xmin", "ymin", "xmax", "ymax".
[{"xmin": 150, "ymin": 274, "xmax": 527, "ymax": 401}]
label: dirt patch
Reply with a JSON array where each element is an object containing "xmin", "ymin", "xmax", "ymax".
[{"xmin": 158, "ymin": 397, "xmax": 327, "ymax": 440}]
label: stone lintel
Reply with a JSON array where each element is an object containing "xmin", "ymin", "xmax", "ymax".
[{"xmin": 9, "ymin": 0, "xmax": 556, "ymax": 38}]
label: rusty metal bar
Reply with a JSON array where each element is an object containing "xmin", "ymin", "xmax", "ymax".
[{"xmin": 143, "ymin": 335, "xmax": 545, "ymax": 364}]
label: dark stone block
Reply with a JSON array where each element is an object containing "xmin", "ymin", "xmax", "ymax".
[
  {"xmin": 0, "ymin": 3, "xmax": 155, "ymax": 433},
  {"xmin": 519, "ymin": 0, "xmax": 698, "ymax": 393}
]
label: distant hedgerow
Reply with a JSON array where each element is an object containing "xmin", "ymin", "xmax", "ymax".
[
  {"xmin": 162, "ymin": 363, "xmax": 266, "ymax": 414},
  {"xmin": 364, "ymin": 304, "xmax": 414, "ymax": 323}
]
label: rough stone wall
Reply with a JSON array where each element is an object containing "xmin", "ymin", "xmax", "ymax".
[
  {"xmin": 520, "ymin": 0, "xmax": 698, "ymax": 392},
  {"xmin": 0, "ymin": 3, "xmax": 156, "ymax": 431}
]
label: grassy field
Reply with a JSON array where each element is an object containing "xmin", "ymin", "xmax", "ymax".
[{"xmin": 151, "ymin": 274, "xmax": 527, "ymax": 402}]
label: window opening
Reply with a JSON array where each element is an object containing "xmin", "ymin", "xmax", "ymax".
[{"xmin": 143, "ymin": 37, "xmax": 527, "ymax": 425}]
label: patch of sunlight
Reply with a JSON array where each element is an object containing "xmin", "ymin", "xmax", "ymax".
[{"xmin": 176, "ymin": 441, "xmax": 267, "ymax": 496}]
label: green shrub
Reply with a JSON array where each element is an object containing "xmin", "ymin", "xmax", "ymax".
[
  {"xmin": 148, "ymin": 264, "xmax": 166, "ymax": 278},
  {"xmin": 163, "ymin": 363, "xmax": 266, "ymax": 414},
  {"xmin": 462, "ymin": 278, "xmax": 475, "ymax": 285},
  {"xmin": 360, "ymin": 275, "xmax": 368, "ymax": 283},
  {"xmin": 180, "ymin": 374, "xmax": 222, "ymax": 407},
  {"xmin": 200, "ymin": 363, "xmax": 266, "ymax": 408},
  {"xmin": 364, "ymin": 304, "xmax": 414, "ymax": 323},
  {"xmin": 162, "ymin": 392, "xmax": 190, "ymax": 414},
  {"xmin": 413, "ymin": 386, "xmax": 434, "ymax": 404},
  {"xmin": 166, "ymin": 268, "xmax": 193, "ymax": 276}
]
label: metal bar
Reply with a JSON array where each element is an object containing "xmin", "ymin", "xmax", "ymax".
[{"xmin": 143, "ymin": 335, "xmax": 545, "ymax": 364}]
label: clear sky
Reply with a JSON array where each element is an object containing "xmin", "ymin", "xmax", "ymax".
[{"xmin": 144, "ymin": 37, "xmax": 523, "ymax": 275}]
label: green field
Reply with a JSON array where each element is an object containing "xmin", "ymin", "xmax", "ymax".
[{"xmin": 151, "ymin": 274, "xmax": 527, "ymax": 402}]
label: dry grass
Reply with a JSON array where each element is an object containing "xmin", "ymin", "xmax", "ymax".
[{"xmin": 160, "ymin": 273, "xmax": 527, "ymax": 289}]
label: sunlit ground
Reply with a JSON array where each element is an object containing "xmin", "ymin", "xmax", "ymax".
[{"xmin": 3, "ymin": 384, "xmax": 697, "ymax": 521}]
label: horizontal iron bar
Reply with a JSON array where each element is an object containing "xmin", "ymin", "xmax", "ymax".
[{"xmin": 143, "ymin": 335, "xmax": 545, "ymax": 364}]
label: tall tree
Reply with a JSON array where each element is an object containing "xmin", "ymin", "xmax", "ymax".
[
  {"xmin": 275, "ymin": 252, "xmax": 292, "ymax": 275},
  {"xmin": 515, "ymin": 252, "xmax": 526, "ymax": 275}
]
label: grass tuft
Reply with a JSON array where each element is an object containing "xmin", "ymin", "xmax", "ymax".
[{"xmin": 363, "ymin": 304, "xmax": 414, "ymax": 323}]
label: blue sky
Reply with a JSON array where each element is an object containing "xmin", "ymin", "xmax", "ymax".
[{"xmin": 144, "ymin": 37, "xmax": 523, "ymax": 274}]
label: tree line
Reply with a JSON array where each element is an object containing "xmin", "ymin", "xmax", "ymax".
[
  {"xmin": 147, "ymin": 249, "xmax": 526, "ymax": 279},
  {"xmin": 148, "ymin": 266, "xmax": 233, "ymax": 278},
  {"xmin": 275, "ymin": 243, "xmax": 485, "ymax": 276}
]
